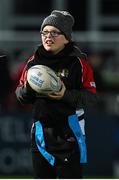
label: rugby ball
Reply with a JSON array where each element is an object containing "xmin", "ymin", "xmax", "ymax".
[{"xmin": 27, "ymin": 65, "xmax": 61, "ymax": 94}]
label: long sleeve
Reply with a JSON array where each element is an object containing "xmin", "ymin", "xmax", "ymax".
[
  {"xmin": 62, "ymin": 88, "xmax": 98, "ymax": 109},
  {"xmin": 15, "ymin": 83, "xmax": 36, "ymax": 104},
  {"xmin": 15, "ymin": 59, "xmax": 36, "ymax": 104},
  {"xmin": 62, "ymin": 58, "xmax": 98, "ymax": 109}
]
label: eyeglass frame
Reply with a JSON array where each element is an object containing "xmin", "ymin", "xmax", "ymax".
[{"xmin": 40, "ymin": 30, "xmax": 64, "ymax": 38}]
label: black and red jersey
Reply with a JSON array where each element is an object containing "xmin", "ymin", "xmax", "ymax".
[
  {"xmin": 15, "ymin": 42, "xmax": 97, "ymax": 164},
  {"xmin": 16, "ymin": 42, "xmax": 97, "ymax": 109}
]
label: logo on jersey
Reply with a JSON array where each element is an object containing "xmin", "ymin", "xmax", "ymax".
[
  {"xmin": 57, "ymin": 69, "xmax": 69, "ymax": 78},
  {"xmin": 90, "ymin": 81, "xmax": 96, "ymax": 88}
]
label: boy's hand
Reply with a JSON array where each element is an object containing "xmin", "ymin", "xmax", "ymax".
[{"xmin": 47, "ymin": 81, "xmax": 66, "ymax": 100}]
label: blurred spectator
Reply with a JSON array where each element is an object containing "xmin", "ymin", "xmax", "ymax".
[
  {"xmin": 0, "ymin": 50, "xmax": 12, "ymax": 109},
  {"xmin": 0, "ymin": 50, "xmax": 32, "ymax": 112}
]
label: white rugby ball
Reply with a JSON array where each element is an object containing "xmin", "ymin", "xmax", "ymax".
[{"xmin": 27, "ymin": 65, "xmax": 61, "ymax": 94}]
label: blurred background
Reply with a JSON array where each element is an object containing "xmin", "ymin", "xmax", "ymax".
[{"xmin": 0, "ymin": 0, "xmax": 119, "ymax": 178}]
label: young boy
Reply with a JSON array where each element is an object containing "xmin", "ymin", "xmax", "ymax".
[{"xmin": 16, "ymin": 10, "xmax": 97, "ymax": 179}]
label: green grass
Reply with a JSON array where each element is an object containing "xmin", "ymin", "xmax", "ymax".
[{"xmin": 0, "ymin": 175, "xmax": 33, "ymax": 179}]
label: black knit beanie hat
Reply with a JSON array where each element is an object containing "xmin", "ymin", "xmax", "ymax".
[{"xmin": 41, "ymin": 10, "xmax": 75, "ymax": 40}]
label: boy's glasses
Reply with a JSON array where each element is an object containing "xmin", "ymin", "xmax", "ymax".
[{"xmin": 40, "ymin": 31, "xmax": 63, "ymax": 38}]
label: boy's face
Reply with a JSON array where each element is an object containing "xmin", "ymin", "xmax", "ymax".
[{"xmin": 41, "ymin": 25, "xmax": 69, "ymax": 54}]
